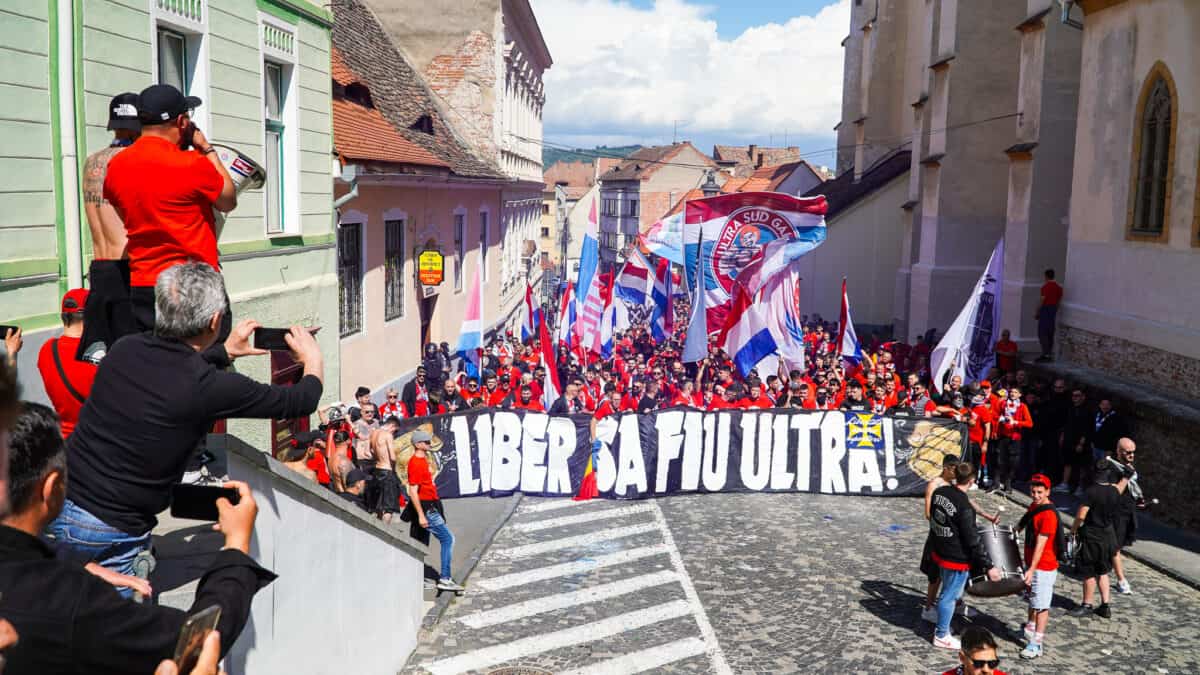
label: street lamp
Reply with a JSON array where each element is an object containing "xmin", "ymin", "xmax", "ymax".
[{"xmin": 700, "ymin": 169, "xmax": 720, "ymax": 198}]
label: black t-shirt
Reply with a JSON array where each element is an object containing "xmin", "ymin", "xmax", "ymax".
[
  {"xmin": 636, "ymin": 395, "xmax": 657, "ymax": 414},
  {"xmin": 1082, "ymin": 484, "xmax": 1122, "ymax": 530}
]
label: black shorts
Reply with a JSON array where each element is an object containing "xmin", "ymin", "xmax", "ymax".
[
  {"xmin": 77, "ymin": 259, "xmax": 133, "ymax": 360},
  {"xmin": 1076, "ymin": 526, "xmax": 1117, "ymax": 577},
  {"xmin": 920, "ymin": 534, "xmax": 939, "ymax": 583},
  {"xmin": 1114, "ymin": 509, "xmax": 1137, "ymax": 549},
  {"xmin": 370, "ymin": 468, "xmax": 403, "ymax": 514}
]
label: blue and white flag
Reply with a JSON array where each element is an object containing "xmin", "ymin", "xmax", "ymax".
[
  {"xmin": 650, "ymin": 257, "xmax": 674, "ymax": 342},
  {"xmin": 838, "ymin": 278, "xmax": 863, "ymax": 372},
  {"xmin": 719, "ymin": 285, "xmax": 778, "ymax": 378},
  {"xmin": 931, "ymin": 238, "xmax": 1005, "ymax": 392},
  {"xmin": 614, "ymin": 249, "xmax": 651, "ymax": 307}
]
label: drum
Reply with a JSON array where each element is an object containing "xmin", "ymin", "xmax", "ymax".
[
  {"xmin": 967, "ymin": 524, "xmax": 1026, "ymax": 597},
  {"xmin": 212, "ymin": 144, "xmax": 267, "ymax": 195}
]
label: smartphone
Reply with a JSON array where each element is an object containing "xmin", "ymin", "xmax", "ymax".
[
  {"xmin": 173, "ymin": 605, "xmax": 221, "ymax": 672},
  {"xmin": 169, "ymin": 484, "xmax": 240, "ymax": 521},
  {"xmin": 253, "ymin": 326, "xmax": 320, "ymax": 351},
  {"xmin": 0, "ymin": 325, "xmax": 18, "ymax": 337},
  {"xmin": 252, "ymin": 327, "xmax": 291, "ymax": 351}
]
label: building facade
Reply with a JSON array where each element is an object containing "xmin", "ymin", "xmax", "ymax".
[
  {"xmin": 331, "ymin": 0, "xmax": 550, "ymax": 400},
  {"xmin": 358, "ymin": 0, "xmax": 551, "ymax": 317},
  {"xmin": 1059, "ymin": 0, "xmax": 1200, "ymax": 399},
  {"xmin": 596, "ymin": 142, "xmax": 718, "ymax": 267},
  {"xmin": 0, "ymin": 0, "xmax": 340, "ymax": 449}
]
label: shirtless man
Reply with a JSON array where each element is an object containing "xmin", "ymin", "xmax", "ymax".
[
  {"xmin": 921, "ymin": 454, "xmax": 1001, "ymax": 623},
  {"xmin": 369, "ymin": 418, "xmax": 403, "ymax": 522},
  {"xmin": 77, "ymin": 93, "xmax": 141, "ymax": 361}
]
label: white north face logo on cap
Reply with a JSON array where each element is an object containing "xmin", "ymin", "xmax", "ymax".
[{"xmin": 113, "ymin": 103, "xmax": 137, "ymax": 117}]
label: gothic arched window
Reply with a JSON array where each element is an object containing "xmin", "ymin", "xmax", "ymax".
[{"xmin": 1128, "ymin": 62, "xmax": 1176, "ymax": 240}]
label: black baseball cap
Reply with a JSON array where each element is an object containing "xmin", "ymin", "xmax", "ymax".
[
  {"xmin": 137, "ymin": 84, "xmax": 201, "ymax": 124},
  {"xmin": 107, "ymin": 92, "xmax": 141, "ymax": 131}
]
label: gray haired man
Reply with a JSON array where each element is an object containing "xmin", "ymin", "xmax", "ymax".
[{"xmin": 46, "ymin": 262, "xmax": 324, "ymax": 596}]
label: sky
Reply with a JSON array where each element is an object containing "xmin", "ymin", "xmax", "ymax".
[{"xmin": 530, "ymin": 0, "xmax": 850, "ymax": 170}]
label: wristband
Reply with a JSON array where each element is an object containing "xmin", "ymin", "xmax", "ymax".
[{"xmin": 197, "ymin": 145, "xmax": 216, "ymax": 155}]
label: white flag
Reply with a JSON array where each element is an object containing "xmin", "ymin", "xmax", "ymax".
[{"xmin": 930, "ymin": 239, "xmax": 1005, "ymax": 392}]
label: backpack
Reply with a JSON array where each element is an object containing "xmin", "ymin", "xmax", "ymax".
[{"xmin": 1017, "ymin": 503, "xmax": 1068, "ymax": 562}]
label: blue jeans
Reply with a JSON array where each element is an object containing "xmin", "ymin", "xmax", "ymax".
[
  {"xmin": 936, "ymin": 567, "xmax": 969, "ymax": 639},
  {"xmin": 45, "ymin": 499, "xmax": 152, "ymax": 599},
  {"xmin": 426, "ymin": 509, "xmax": 455, "ymax": 580}
]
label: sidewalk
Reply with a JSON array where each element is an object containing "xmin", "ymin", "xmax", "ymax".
[{"xmin": 998, "ymin": 481, "xmax": 1200, "ymax": 591}]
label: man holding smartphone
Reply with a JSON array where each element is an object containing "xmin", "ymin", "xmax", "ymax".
[
  {"xmin": 103, "ymin": 84, "xmax": 238, "ymax": 341},
  {"xmin": 0, "ymin": 402, "xmax": 275, "ymax": 673},
  {"xmin": 46, "ymin": 263, "xmax": 322, "ymax": 590}
]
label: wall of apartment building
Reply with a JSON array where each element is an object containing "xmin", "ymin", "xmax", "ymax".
[
  {"xmin": 1059, "ymin": 0, "xmax": 1200, "ymax": 398},
  {"xmin": 334, "ymin": 180, "xmax": 544, "ymax": 401},
  {"xmin": 639, "ymin": 146, "xmax": 715, "ymax": 227},
  {"xmin": 793, "ymin": 175, "xmax": 909, "ymax": 330},
  {"xmin": 0, "ymin": 0, "xmax": 340, "ymax": 451},
  {"xmin": 357, "ymin": 0, "xmax": 547, "ymax": 182}
]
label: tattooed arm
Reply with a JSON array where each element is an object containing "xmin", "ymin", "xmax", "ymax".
[{"xmin": 83, "ymin": 146, "xmax": 128, "ymax": 260}]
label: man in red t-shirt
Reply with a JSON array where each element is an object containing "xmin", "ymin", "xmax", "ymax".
[
  {"xmin": 1035, "ymin": 269, "xmax": 1063, "ymax": 363},
  {"xmin": 103, "ymin": 84, "xmax": 236, "ymax": 339},
  {"xmin": 1017, "ymin": 474, "xmax": 1058, "ymax": 660},
  {"xmin": 993, "ymin": 329, "xmax": 1019, "ymax": 374},
  {"xmin": 405, "ymin": 430, "xmax": 462, "ymax": 591},
  {"xmin": 36, "ymin": 290, "xmax": 99, "ymax": 438}
]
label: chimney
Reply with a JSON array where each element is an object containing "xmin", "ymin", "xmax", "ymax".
[
  {"xmin": 748, "ymin": 144, "xmax": 757, "ymax": 163},
  {"xmin": 756, "ymin": 152, "xmax": 765, "ymax": 169}
]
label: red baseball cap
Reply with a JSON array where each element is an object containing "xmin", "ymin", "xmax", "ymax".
[
  {"xmin": 980, "ymin": 380, "xmax": 992, "ymax": 388},
  {"xmin": 1030, "ymin": 473, "xmax": 1052, "ymax": 490},
  {"xmin": 61, "ymin": 288, "xmax": 88, "ymax": 314}
]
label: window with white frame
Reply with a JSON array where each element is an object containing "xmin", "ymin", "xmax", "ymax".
[
  {"xmin": 260, "ymin": 14, "xmax": 298, "ymax": 235},
  {"xmin": 454, "ymin": 213, "xmax": 466, "ymax": 291},
  {"xmin": 151, "ymin": 1, "xmax": 209, "ymax": 131}
]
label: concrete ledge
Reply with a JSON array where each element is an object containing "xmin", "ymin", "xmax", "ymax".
[
  {"xmin": 1025, "ymin": 361, "xmax": 1200, "ymax": 427},
  {"xmin": 212, "ymin": 433, "xmax": 428, "ymax": 560}
]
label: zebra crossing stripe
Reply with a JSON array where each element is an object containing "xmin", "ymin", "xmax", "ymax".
[
  {"xmin": 423, "ymin": 600, "xmax": 692, "ymax": 675},
  {"xmin": 472, "ymin": 544, "xmax": 670, "ymax": 591},
  {"xmin": 457, "ymin": 570, "xmax": 680, "ymax": 628},
  {"xmin": 511, "ymin": 503, "xmax": 654, "ymax": 533},
  {"xmin": 491, "ymin": 522, "xmax": 660, "ymax": 559},
  {"xmin": 520, "ymin": 498, "xmax": 603, "ymax": 514},
  {"xmin": 557, "ymin": 636, "xmax": 709, "ymax": 675}
]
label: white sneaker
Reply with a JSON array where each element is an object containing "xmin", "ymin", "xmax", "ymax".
[
  {"xmin": 1117, "ymin": 579, "xmax": 1132, "ymax": 594},
  {"xmin": 920, "ymin": 606, "xmax": 938, "ymax": 623},
  {"xmin": 955, "ymin": 601, "xmax": 976, "ymax": 618},
  {"xmin": 968, "ymin": 483, "xmax": 979, "ymax": 491},
  {"xmin": 437, "ymin": 578, "xmax": 465, "ymax": 592},
  {"xmin": 933, "ymin": 633, "xmax": 961, "ymax": 650}
]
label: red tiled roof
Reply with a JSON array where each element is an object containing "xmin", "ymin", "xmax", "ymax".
[
  {"xmin": 720, "ymin": 177, "xmax": 750, "ymax": 193},
  {"xmin": 331, "ymin": 49, "xmax": 356, "ymax": 87},
  {"xmin": 600, "ymin": 142, "xmax": 714, "ymax": 181},
  {"xmin": 332, "ymin": 99, "xmax": 448, "ymax": 167},
  {"xmin": 544, "ymin": 160, "xmax": 595, "ymax": 191}
]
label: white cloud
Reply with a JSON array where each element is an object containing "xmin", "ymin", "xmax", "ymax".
[{"xmin": 531, "ymin": 0, "xmax": 850, "ymax": 148}]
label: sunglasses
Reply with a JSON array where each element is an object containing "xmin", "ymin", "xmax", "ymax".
[{"xmin": 969, "ymin": 658, "xmax": 1000, "ymax": 669}]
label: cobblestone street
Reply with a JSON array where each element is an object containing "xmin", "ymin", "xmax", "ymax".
[{"xmin": 407, "ymin": 492, "xmax": 1200, "ymax": 674}]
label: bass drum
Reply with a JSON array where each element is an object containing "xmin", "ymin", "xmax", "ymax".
[{"xmin": 967, "ymin": 524, "xmax": 1026, "ymax": 597}]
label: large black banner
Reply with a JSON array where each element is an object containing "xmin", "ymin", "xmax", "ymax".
[{"xmin": 392, "ymin": 407, "xmax": 967, "ymax": 500}]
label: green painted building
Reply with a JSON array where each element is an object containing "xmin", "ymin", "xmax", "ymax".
[{"xmin": 0, "ymin": 0, "xmax": 340, "ymax": 448}]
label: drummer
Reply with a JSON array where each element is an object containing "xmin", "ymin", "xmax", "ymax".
[
  {"xmin": 921, "ymin": 454, "xmax": 1000, "ymax": 624},
  {"xmin": 928, "ymin": 461, "xmax": 1002, "ymax": 651},
  {"xmin": 1068, "ymin": 461, "xmax": 1130, "ymax": 620},
  {"xmin": 103, "ymin": 83, "xmax": 237, "ymax": 343}
]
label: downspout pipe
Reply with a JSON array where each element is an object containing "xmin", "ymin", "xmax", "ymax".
[
  {"xmin": 1060, "ymin": 0, "xmax": 1083, "ymax": 29},
  {"xmin": 58, "ymin": 0, "xmax": 83, "ymax": 288}
]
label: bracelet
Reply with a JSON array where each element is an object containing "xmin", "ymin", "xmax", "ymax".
[{"xmin": 198, "ymin": 145, "xmax": 216, "ymax": 155}]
